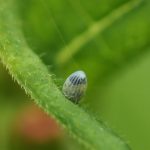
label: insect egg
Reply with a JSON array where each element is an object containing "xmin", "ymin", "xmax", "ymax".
[{"xmin": 62, "ymin": 70, "xmax": 87, "ymax": 104}]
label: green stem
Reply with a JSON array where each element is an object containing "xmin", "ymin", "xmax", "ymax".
[
  {"xmin": 0, "ymin": 0, "xmax": 130, "ymax": 149},
  {"xmin": 56, "ymin": 0, "xmax": 142, "ymax": 65}
]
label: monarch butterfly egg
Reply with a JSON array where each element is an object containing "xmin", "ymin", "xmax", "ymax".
[{"xmin": 62, "ymin": 70, "xmax": 87, "ymax": 104}]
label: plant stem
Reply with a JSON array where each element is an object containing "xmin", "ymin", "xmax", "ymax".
[{"xmin": 0, "ymin": 0, "xmax": 130, "ymax": 149}]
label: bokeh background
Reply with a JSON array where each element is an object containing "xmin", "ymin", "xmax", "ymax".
[{"xmin": 0, "ymin": 0, "xmax": 150, "ymax": 149}]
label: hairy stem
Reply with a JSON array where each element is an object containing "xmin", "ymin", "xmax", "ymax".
[{"xmin": 0, "ymin": 0, "xmax": 130, "ymax": 149}]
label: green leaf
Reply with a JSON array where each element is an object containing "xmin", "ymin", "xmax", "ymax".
[{"xmin": 0, "ymin": 0, "xmax": 130, "ymax": 150}]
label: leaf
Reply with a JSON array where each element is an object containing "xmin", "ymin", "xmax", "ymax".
[{"xmin": 0, "ymin": 0, "xmax": 130, "ymax": 150}]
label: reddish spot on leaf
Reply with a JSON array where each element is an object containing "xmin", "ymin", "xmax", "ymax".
[{"xmin": 14, "ymin": 103, "xmax": 62, "ymax": 143}]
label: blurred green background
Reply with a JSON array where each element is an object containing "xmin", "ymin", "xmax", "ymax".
[{"xmin": 0, "ymin": 0, "xmax": 150, "ymax": 149}]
